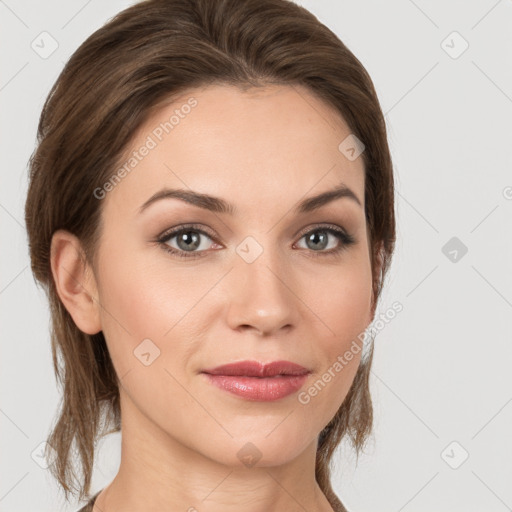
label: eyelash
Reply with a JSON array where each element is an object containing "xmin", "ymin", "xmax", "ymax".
[{"xmin": 155, "ymin": 223, "xmax": 356, "ymax": 260}]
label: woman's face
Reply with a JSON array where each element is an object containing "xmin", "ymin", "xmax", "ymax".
[{"xmin": 92, "ymin": 84, "xmax": 374, "ymax": 467}]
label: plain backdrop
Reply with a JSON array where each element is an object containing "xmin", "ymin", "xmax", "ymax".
[{"xmin": 1, "ymin": 1, "xmax": 511, "ymax": 511}]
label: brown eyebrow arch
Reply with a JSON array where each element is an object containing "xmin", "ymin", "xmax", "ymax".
[{"xmin": 138, "ymin": 183, "xmax": 362, "ymax": 215}]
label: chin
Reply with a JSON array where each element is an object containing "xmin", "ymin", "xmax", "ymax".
[{"xmin": 199, "ymin": 430, "xmax": 314, "ymax": 469}]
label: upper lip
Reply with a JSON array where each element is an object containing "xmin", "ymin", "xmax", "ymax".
[{"xmin": 202, "ymin": 360, "xmax": 310, "ymax": 377}]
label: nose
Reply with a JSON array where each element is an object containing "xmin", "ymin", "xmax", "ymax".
[{"xmin": 225, "ymin": 244, "xmax": 299, "ymax": 336}]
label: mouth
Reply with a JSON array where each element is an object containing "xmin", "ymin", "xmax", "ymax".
[{"xmin": 201, "ymin": 360, "xmax": 311, "ymax": 401}]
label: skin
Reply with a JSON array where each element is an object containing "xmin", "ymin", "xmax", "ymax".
[{"xmin": 51, "ymin": 84, "xmax": 379, "ymax": 512}]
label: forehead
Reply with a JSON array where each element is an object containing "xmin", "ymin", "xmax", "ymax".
[{"xmin": 105, "ymin": 83, "xmax": 365, "ymax": 218}]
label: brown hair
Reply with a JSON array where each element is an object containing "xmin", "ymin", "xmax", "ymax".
[{"xmin": 24, "ymin": 0, "xmax": 395, "ymax": 509}]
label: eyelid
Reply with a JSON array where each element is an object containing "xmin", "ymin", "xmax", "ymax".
[
  {"xmin": 294, "ymin": 222, "xmax": 349, "ymax": 239},
  {"xmin": 157, "ymin": 223, "xmax": 219, "ymax": 244}
]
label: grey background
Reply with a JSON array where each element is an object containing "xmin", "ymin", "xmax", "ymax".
[{"xmin": 1, "ymin": 0, "xmax": 511, "ymax": 510}]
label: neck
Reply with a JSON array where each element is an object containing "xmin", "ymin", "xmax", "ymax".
[{"xmin": 94, "ymin": 392, "xmax": 335, "ymax": 512}]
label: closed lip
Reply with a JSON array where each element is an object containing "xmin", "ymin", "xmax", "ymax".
[{"xmin": 201, "ymin": 360, "xmax": 310, "ymax": 377}]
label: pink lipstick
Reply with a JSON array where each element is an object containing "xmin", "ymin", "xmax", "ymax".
[{"xmin": 201, "ymin": 360, "xmax": 310, "ymax": 401}]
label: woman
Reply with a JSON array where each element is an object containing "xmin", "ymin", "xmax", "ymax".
[{"xmin": 25, "ymin": 0, "xmax": 396, "ymax": 510}]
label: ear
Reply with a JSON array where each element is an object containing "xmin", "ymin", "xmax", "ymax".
[{"xmin": 50, "ymin": 230, "xmax": 102, "ymax": 335}]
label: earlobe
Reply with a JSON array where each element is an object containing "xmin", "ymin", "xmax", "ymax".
[{"xmin": 50, "ymin": 230, "xmax": 102, "ymax": 335}]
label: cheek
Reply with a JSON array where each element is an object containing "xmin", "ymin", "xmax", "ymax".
[
  {"xmin": 93, "ymin": 240, "xmax": 224, "ymax": 387},
  {"xmin": 96, "ymin": 240, "xmax": 205, "ymax": 334},
  {"xmin": 307, "ymin": 257, "xmax": 373, "ymax": 349},
  {"xmin": 323, "ymin": 281, "xmax": 372, "ymax": 346},
  {"xmin": 291, "ymin": 257, "xmax": 373, "ymax": 424}
]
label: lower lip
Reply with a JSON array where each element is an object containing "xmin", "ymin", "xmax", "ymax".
[{"xmin": 203, "ymin": 374, "xmax": 309, "ymax": 401}]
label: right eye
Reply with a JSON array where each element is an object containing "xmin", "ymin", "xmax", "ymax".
[{"xmin": 157, "ymin": 224, "xmax": 221, "ymax": 259}]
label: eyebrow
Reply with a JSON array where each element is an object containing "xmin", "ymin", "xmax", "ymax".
[{"xmin": 138, "ymin": 183, "xmax": 362, "ymax": 216}]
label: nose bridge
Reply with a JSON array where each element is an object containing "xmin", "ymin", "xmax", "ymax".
[{"xmin": 227, "ymin": 233, "xmax": 297, "ymax": 334}]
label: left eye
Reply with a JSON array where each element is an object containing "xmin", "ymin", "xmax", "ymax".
[{"xmin": 295, "ymin": 228, "xmax": 345, "ymax": 252}]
